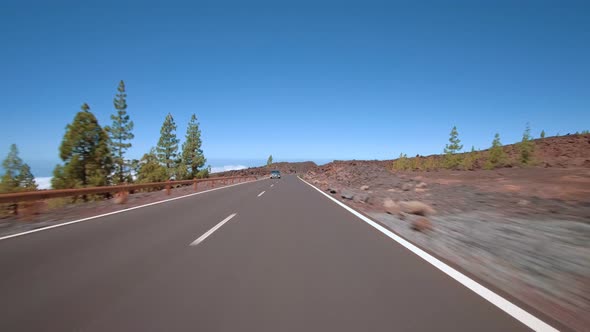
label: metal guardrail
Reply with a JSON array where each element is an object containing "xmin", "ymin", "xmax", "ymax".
[{"xmin": 0, "ymin": 176, "xmax": 257, "ymax": 204}]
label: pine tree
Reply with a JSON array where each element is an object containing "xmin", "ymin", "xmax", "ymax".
[
  {"xmin": 540, "ymin": 130, "xmax": 545, "ymax": 138},
  {"xmin": 0, "ymin": 144, "xmax": 38, "ymax": 192},
  {"xmin": 137, "ymin": 149, "xmax": 168, "ymax": 184},
  {"xmin": 485, "ymin": 133, "xmax": 506, "ymax": 169},
  {"xmin": 519, "ymin": 123, "xmax": 534, "ymax": 165},
  {"xmin": 156, "ymin": 113, "xmax": 179, "ymax": 176},
  {"xmin": 18, "ymin": 164, "xmax": 37, "ymax": 190},
  {"xmin": 52, "ymin": 103, "xmax": 112, "ymax": 189},
  {"xmin": 1, "ymin": 144, "xmax": 24, "ymax": 191},
  {"xmin": 267, "ymin": 155, "xmax": 273, "ymax": 167},
  {"xmin": 105, "ymin": 80, "xmax": 134, "ymax": 184},
  {"xmin": 443, "ymin": 126, "xmax": 463, "ymax": 168},
  {"xmin": 181, "ymin": 114, "xmax": 206, "ymax": 178}
]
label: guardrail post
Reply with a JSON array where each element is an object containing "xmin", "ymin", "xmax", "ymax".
[
  {"xmin": 166, "ymin": 180, "xmax": 171, "ymax": 195},
  {"xmin": 193, "ymin": 178, "xmax": 197, "ymax": 191}
]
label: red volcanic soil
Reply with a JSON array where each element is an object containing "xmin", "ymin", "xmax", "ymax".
[{"xmin": 303, "ymin": 134, "xmax": 590, "ymax": 331}]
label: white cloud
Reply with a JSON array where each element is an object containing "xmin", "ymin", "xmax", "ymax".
[
  {"xmin": 35, "ymin": 177, "xmax": 52, "ymax": 190},
  {"xmin": 210, "ymin": 165, "xmax": 248, "ymax": 173}
]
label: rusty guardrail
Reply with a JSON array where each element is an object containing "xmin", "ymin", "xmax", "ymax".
[{"xmin": 0, "ymin": 176, "xmax": 257, "ymax": 205}]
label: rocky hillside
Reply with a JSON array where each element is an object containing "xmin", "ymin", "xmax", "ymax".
[
  {"xmin": 405, "ymin": 133, "xmax": 590, "ymax": 169},
  {"xmin": 302, "ymin": 133, "xmax": 590, "ymax": 331}
]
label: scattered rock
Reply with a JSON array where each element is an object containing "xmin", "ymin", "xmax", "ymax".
[
  {"xmin": 341, "ymin": 190, "xmax": 354, "ymax": 200},
  {"xmin": 114, "ymin": 191, "xmax": 129, "ymax": 204},
  {"xmin": 401, "ymin": 183, "xmax": 413, "ymax": 191},
  {"xmin": 383, "ymin": 199, "xmax": 401, "ymax": 214},
  {"xmin": 503, "ymin": 185, "xmax": 521, "ymax": 192},
  {"xmin": 399, "ymin": 201, "xmax": 435, "ymax": 216},
  {"xmin": 415, "ymin": 182, "xmax": 427, "ymax": 189},
  {"xmin": 327, "ymin": 188, "xmax": 337, "ymax": 194},
  {"xmin": 354, "ymin": 193, "xmax": 370, "ymax": 203},
  {"xmin": 517, "ymin": 199, "xmax": 530, "ymax": 206},
  {"xmin": 411, "ymin": 217, "xmax": 433, "ymax": 232},
  {"xmin": 360, "ymin": 185, "xmax": 370, "ymax": 191}
]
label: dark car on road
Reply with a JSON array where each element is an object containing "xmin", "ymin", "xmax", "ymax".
[{"xmin": 270, "ymin": 170, "xmax": 281, "ymax": 179}]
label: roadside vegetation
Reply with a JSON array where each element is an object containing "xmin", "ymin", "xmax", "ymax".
[
  {"xmin": 392, "ymin": 125, "xmax": 589, "ymax": 172},
  {"xmin": 1, "ymin": 80, "xmax": 210, "ymax": 198}
]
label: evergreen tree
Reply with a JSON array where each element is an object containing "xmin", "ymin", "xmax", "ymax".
[
  {"xmin": 18, "ymin": 164, "xmax": 37, "ymax": 190},
  {"xmin": 137, "ymin": 149, "xmax": 168, "ymax": 184},
  {"xmin": 175, "ymin": 160, "xmax": 189, "ymax": 181},
  {"xmin": 518, "ymin": 123, "xmax": 534, "ymax": 165},
  {"xmin": 1, "ymin": 144, "xmax": 23, "ymax": 191},
  {"xmin": 443, "ymin": 126, "xmax": 463, "ymax": 168},
  {"xmin": 196, "ymin": 167, "xmax": 210, "ymax": 179},
  {"xmin": 52, "ymin": 103, "xmax": 112, "ymax": 189},
  {"xmin": 1, "ymin": 144, "xmax": 37, "ymax": 192},
  {"xmin": 540, "ymin": 130, "xmax": 545, "ymax": 138},
  {"xmin": 156, "ymin": 113, "xmax": 179, "ymax": 176},
  {"xmin": 181, "ymin": 114, "xmax": 206, "ymax": 178},
  {"xmin": 105, "ymin": 80, "xmax": 134, "ymax": 184},
  {"xmin": 267, "ymin": 155, "xmax": 273, "ymax": 167},
  {"xmin": 486, "ymin": 133, "xmax": 506, "ymax": 169}
]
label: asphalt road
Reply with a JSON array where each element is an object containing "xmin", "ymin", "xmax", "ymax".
[{"xmin": 0, "ymin": 175, "xmax": 541, "ymax": 331}]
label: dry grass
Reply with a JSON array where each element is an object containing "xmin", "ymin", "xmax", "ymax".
[{"xmin": 45, "ymin": 197, "xmax": 73, "ymax": 210}]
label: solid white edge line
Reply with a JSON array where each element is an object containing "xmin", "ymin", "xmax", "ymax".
[
  {"xmin": 0, "ymin": 179, "xmax": 262, "ymax": 242},
  {"xmin": 257, "ymin": 191, "xmax": 265, "ymax": 197},
  {"xmin": 299, "ymin": 177, "xmax": 558, "ymax": 332},
  {"xmin": 190, "ymin": 213, "xmax": 237, "ymax": 246}
]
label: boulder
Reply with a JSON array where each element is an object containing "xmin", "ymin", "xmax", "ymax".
[
  {"xmin": 415, "ymin": 182, "xmax": 427, "ymax": 189},
  {"xmin": 401, "ymin": 183, "xmax": 413, "ymax": 191},
  {"xmin": 399, "ymin": 201, "xmax": 435, "ymax": 216},
  {"xmin": 411, "ymin": 217, "xmax": 433, "ymax": 232},
  {"xmin": 517, "ymin": 199, "xmax": 530, "ymax": 206},
  {"xmin": 114, "ymin": 191, "xmax": 129, "ymax": 204},
  {"xmin": 360, "ymin": 185, "xmax": 370, "ymax": 191},
  {"xmin": 383, "ymin": 199, "xmax": 400, "ymax": 214},
  {"xmin": 341, "ymin": 190, "xmax": 354, "ymax": 200},
  {"xmin": 354, "ymin": 193, "xmax": 370, "ymax": 203}
]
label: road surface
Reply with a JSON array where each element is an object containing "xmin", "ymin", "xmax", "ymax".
[{"xmin": 0, "ymin": 175, "xmax": 545, "ymax": 331}]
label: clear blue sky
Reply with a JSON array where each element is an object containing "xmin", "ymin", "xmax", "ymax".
[{"xmin": 1, "ymin": 0, "xmax": 589, "ymax": 177}]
